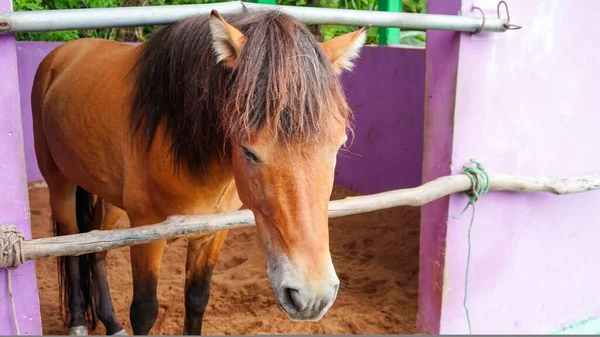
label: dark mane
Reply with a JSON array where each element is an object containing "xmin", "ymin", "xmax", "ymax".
[{"xmin": 130, "ymin": 10, "xmax": 350, "ymax": 175}]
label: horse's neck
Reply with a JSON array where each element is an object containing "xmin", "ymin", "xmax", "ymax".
[
  {"xmin": 174, "ymin": 161, "xmax": 240, "ymax": 214},
  {"xmin": 139, "ymin": 151, "xmax": 238, "ymax": 215}
]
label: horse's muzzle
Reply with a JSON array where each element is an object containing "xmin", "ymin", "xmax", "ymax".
[
  {"xmin": 276, "ymin": 282, "xmax": 340, "ymax": 321},
  {"xmin": 267, "ymin": 253, "xmax": 340, "ymax": 321}
]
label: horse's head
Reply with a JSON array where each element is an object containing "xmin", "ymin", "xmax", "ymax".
[{"xmin": 209, "ymin": 10, "xmax": 367, "ymax": 321}]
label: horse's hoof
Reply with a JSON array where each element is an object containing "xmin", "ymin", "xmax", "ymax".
[
  {"xmin": 68, "ymin": 325, "xmax": 88, "ymax": 335},
  {"xmin": 113, "ymin": 329, "xmax": 128, "ymax": 335}
]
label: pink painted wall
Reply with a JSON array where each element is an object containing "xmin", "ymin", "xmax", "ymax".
[
  {"xmin": 0, "ymin": 0, "xmax": 42, "ymax": 334},
  {"xmin": 16, "ymin": 42, "xmax": 426, "ymax": 195},
  {"xmin": 440, "ymin": 0, "xmax": 600, "ymax": 333}
]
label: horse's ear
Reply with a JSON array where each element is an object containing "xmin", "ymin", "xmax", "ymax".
[
  {"xmin": 209, "ymin": 10, "xmax": 246, "ymax": 67},
  {"xmin": 321, "ymin": 25, "xmax": 370, "ymax": 74}
]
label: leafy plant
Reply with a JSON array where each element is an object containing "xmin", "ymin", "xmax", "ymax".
[
  {"xmin": 398, "ymin": 30, "xmax": 425, "ymax": 46},
  {"xmin": 403, "ymin": 0, "xmax": 426, "ymax": 13}
]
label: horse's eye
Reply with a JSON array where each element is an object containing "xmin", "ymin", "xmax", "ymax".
[{"xmin": 241, "ymin": 146, "xmax": 260, "ymax": 164}]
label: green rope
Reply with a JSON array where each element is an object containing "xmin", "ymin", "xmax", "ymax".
[
  {"xmin": 455, "ymin": 159, "xmax": 491, "ymax": 218},
  {"xmin": 452, "ymin": 159, "xmax": 491, "ymax": 335}
]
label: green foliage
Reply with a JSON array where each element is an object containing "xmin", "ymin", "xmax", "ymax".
[
  {"xmin": 13, "ymin": 0, "xmax": 121, "ymax": 41},
  {"xmin": 403, "ymin": 0, "xmax": 426, "ymax": 13},
  {"xmin": 323, "ymin": 0, "xmax": 379, "ymax": 44},
  {"xmin": 13, "ymin": 0, "xmax": 43, "ymax": 10},
  {"xmin": 12, "ymin": 0, "xmax": 427, "ymax": 44},
  {"xmin": 398, "ymin": 30, "xmax": 425, "ymax": 47}
]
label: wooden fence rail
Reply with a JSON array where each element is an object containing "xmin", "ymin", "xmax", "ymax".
[{"xmin": 9, "ymin": 171, "xmax": 599, "ymax": 264}]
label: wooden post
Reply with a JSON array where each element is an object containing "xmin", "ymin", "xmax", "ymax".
[
  {"xmin": 378, "ymin": 0, "xmax": 401, "ymax": 45},
  {"xmin": 0, "ymin": 0, "xmax": 42, "ymax": 333}
]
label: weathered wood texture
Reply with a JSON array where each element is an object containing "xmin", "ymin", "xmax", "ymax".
[{"xmin": 17, "ymin": 172, "xmax": 600, "ymax": 262}]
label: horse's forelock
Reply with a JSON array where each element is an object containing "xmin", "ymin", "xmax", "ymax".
[{"xmin": 225, "ymin": 11, "xmax": 351, "ymax": 143}]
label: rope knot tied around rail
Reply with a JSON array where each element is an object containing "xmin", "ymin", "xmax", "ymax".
[
  {"xmin": 0, "ymin": 225, "xmax": 25, "ymax": 270},
  {"xmin": 455, "ymin": 159, "xmax": 491, "ymax": 219}
]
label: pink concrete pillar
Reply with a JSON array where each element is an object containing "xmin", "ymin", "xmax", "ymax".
[{"xmin": 440, "ymin": 0, "xmax": 600, "ymax": 334}]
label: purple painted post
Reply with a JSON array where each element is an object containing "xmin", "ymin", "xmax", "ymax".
[
  {"xmin": 417, "ymin": 0, "xmax": 462, "ymax": 333},
  {"xmin": 440, "ymin": 0, "xmax": 600, "ymax": 334},
  {"xmin": 0, "ymin": 0, "xmax": 43, "ymax": 334}
]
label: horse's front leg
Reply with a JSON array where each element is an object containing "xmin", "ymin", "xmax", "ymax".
[
  {"xmin": 129, "ymin": 238, "xmax": 166, "ymax": 335},
  {"xmin": 183, "ymin": 230, "xmax": 229, "ymax": 335}
]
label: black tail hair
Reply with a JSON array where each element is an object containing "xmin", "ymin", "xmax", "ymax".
[{"xmin": 56, "ymin": 186, "xmax": 98, "ymax": 330}]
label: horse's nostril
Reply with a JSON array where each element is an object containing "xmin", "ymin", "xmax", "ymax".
[{"xmin": 283, "ymin": 287, "xmax": 306, "ymax": 312}]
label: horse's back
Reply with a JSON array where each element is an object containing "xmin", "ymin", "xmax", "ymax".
[
  {"xmin": 35, "ymin": 38, "xmax": 135, "ymax": 86},
  {"xmin": 32, "ymin": 38, "xmax": 139, "ymax": 208}
]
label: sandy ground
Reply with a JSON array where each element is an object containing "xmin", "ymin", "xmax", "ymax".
[{"xmin": 29, "ymin": 184, "xmax": 421, "ymax": 335}]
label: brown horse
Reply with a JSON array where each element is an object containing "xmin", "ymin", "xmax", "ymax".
[{"xmin": 31, "ymin": 8, "xmax": 368, "ymax": 335}]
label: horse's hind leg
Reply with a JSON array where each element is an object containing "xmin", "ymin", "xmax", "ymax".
[
  {"xmin": 49, "ymin": 182, "xmax": 94, "ymax": 335},
  {"xmin": 183, "ymin": 230, "xmax": 229, "ymax": 335},
  {"xmin": 33, "ymin": 110, "xmax": 95, "ymax": 335},
  {"xmin": 37, "ymin": 171, "xmax": 98, "ymax": 335},
  {"xmin": 87, "ymin": 198, "xmax": 127, "ymax": 335}
]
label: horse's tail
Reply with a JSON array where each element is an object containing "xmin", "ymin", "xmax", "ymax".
[{"xmin": 56, "ymin": 186, "xmax": 98, "ymax": 330}]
